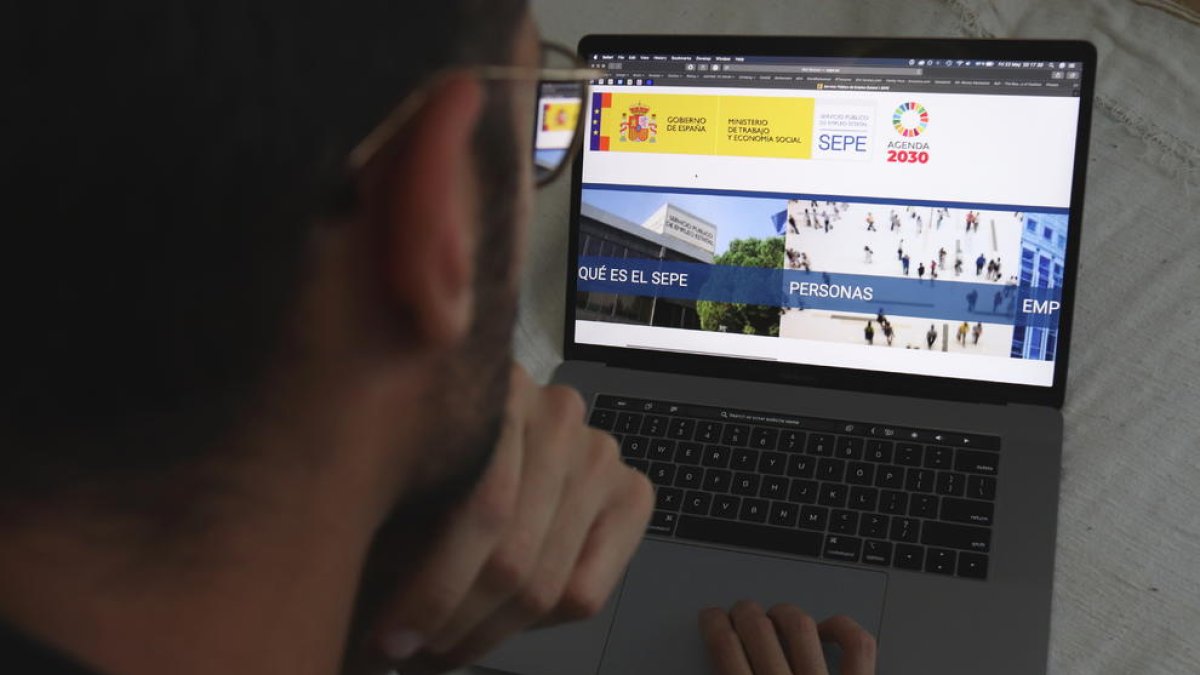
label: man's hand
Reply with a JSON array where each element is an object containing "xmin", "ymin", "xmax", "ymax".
[
  {"xmin": 700, "ymin": 601, "xmax": 877, "ymax": 675},
  {"xmin": 374, "ymin": 365, "xmax": 654, "ymax": 672}
]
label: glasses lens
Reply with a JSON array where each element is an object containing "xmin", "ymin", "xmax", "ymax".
[{"xmin": 534, "ymin": 47, "xmax": 586, "ymax": 185}]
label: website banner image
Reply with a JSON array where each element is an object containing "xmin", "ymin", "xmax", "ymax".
[{"xmin": 576, "ymin": 187, "xmax": 1067, "ymax": 386}]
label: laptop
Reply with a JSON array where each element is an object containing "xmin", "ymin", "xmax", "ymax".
[{"xmin": 482, "ymin": 35, "xmax": 1096, "ymax": 675}]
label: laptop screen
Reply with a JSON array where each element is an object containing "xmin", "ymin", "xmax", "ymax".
[{"xmin": 570, "ymin": 49, "xmax": 1085, "ymax": 388}]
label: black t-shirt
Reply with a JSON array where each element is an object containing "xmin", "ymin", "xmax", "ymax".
[{"xmin": 0, "ymin": 619, "xmax": 102, "ymax": 675}]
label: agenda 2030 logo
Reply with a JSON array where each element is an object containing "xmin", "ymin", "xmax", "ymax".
[{"xmin": 886, "ymin": 101, "xmax": 931, "ymax": 164}]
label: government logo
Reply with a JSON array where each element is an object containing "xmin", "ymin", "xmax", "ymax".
[{"xmin": 620, "ymin": 103, "xmax": 658, "ymax": 143}]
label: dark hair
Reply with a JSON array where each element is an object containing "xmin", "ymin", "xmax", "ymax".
[{"xmin": 0, "ymin": 1, "xmax": 528, "ymax": 502}]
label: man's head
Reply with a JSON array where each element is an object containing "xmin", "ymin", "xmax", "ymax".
[{"xmin": 1, "ymin": 0, "xmax": 535, "ymax": 549}]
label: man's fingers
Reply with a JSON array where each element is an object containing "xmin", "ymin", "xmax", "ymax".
[
  {"xmin": 817, "ymin": 615, "xmax": 877, "ymax": 675},
  {"xmin": 373, "ymin": 369, "xmax": 532, "ymax": 659},
  {"xmin": 767, "ymin": 604, "xmax": 828, "ymax": 675},
  {"xmin": 699, "ymin": 607, "xmax": 755, "ymax": 675},
  {"xmin": 421, "ymin": 384, "xmax": 580, "ymax": 653},
  {"xmin": 546, "ymin": 462, "xmax": 652, "ymax": 624},
  {"xmin": 729, "ymin": 600, "xmax": 793, "ymax": 675}
]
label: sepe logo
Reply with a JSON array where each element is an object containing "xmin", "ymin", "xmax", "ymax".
[
  {"xmin": 620, "ymin": 103, "xmax": 658, "ymax": 143},
  {"xmin": 892, "ymin": 101, "xmax": 929, "ymax": 138}
]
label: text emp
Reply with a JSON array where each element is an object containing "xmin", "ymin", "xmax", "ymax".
[{"xmin": 1022, "ymin": 299, "xmax": 1061, "ymax": 315}]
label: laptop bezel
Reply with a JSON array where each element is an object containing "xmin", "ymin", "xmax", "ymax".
[{"xmin": 562, "ymin": 35, "xmax": 1096, "ymax": 409}]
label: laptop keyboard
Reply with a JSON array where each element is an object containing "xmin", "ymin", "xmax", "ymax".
[{"xmin": 589, "ymin": 395, "xmax": 999, "ymax": 580}]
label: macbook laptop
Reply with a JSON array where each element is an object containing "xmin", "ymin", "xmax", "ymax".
[{"xmin": 483, "ymin": 35, "xmax": 1096, "ymax": 675}]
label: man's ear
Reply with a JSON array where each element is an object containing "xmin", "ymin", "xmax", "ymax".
[{"xmin": 368, "ymin": 75, "xmax": 485, "ymax": 350}]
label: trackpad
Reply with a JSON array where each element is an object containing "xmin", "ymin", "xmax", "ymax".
[{"xmin": 599, "ymin": 539, "xmax": 887, "ymax": 675}]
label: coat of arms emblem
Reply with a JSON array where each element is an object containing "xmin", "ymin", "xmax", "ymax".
[{"xmin": 619, "ymin": 103, "xmax": 657, "ymax": 143}]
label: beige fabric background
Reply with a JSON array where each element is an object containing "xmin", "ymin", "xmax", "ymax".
[{"xmin": 462, "ymin": 1, "xmax": 1200, "ymax": 673}]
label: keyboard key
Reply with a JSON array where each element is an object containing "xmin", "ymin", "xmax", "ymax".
[
  {"xmin": 890, "ymin": 517, "xmax": 920, "ymax": 543},
  {"xmin": 894, "ymin": 544, "xmax": 924, "ymax": 570},
  {"xmin": 818, "ymin": 483, "xmax": 847, "ymax": 508},
  {"xmin": 924, "ymin": 547, "xmax": 956, "ymax": 575},
  {"xmin": 788, "ymin": 479, "xmax": 819, "ymax": 504},
  {"xmin": 758, "ymin": 451, "xmax": 786, "ymax": 475},
  {"xmin": 865, "ymin": 440, "xmax": 893, "ymax": 463},
  {"xmin": 704, "ymin": 469, "xmax": 732, "ymax": 493},
  {"xmin": 668, "ymin": 418, "xmax": 695, "ymax": 440},
  {"xmin": 593, "ymin": 395, "xmax": 640, "ymax": 411},
  {"xmin": 702, "ymin": 446, "xmax": 731, "ymax": 468},
  {"xmin": 875, "ymin": 465, "xmax": 904, "ymax": 489},
  {"xmin": 711, "ymin": 495, "xmax": 741, "ymax": 519},
  {"xmin": 921, "ymin": 521, "xmax": 992, "ymax": 552},
  {"xmin": 589, "ymin": 408, "xmax": 616, "ymax": 431},
  {"xmin": 955, "ymin": 433, "xmax": 1001, "ymax": 451},
  {"xmin": 778, "ymin": 430, "xmax": 806, "ymax": 452},
  {"xmin": 769, "ymin": 501, "xmax": 799, "ymax": 527},
  {"xmin": 905, "ymin": 468, "xmax": 934, "ymax": 493},
  {"xmin": 909, "ymin": 494, "xmax": 938, "ymax": 519},
  {"xmin": 656, "ymin": 487, "xmax": 683, "ymax": 511},
  {"xmin": 732, "ymin": 472, "xmax": 761, "ymax": 496},
  {"xmin": 695, "ymin": 421, "xmax": 723, "ymax": 443},
  {"xmin": 924, "ymin": 445, "xmax": 954, "ymax": 470},
  {"xmin": 722, "ymin": 424, "xmax": 750, "ymax": 446},
  {"xmin": 627, "ymin": 459, "xmax": 650, "ymax": 473},
  {"xmin": 837, "ymin": 422, "xmax": 866, "ymax": 436},
  {"xmin": 820, "ymin": 480, "xmax": 849, "ymax": 506},
  {"xmin": 640, "ymin": 415, "xmax": 667, "ymax": 437},
  {"xmin": 895, "ymin": 443, "xmax": 923, "ymax": 466},
  {"xmin": 862, "ymin": 539, "xmax": 892, "ymax": 566},
  {"xmin": 648, "ymin": 510, "xmax": 678, "ymax": 536},
  {"xmin": 859, "ymin": 514, "xmax": 889, "ymax": 539},
  {"xmin": 957, "ymin": 552, "xmax": 990, "ymax": 579},
  {"xmin": 615, "ymin": 412, "xmax": 643, "ymax": 435},
  {"xmin": 760, "ymin": 475, "xmax": 788, "ymax": 500},
  {"xmin": 967, "ymin": 475, "xmax": 997, "ymax": 501},
  {"xmin": 682, "ymin": 491, "xmax": 712, "ymax": 516},
  {"xmin": 751, "ymin": 427, "xmax": 779, "ymax": 449},
  {"xmin": 731, "ymin": 448, "xmax": 760, "ymax": 472},
  {"xmin": 823, "ymin": 535, "xmax": 862, "ymax": 562},
  {"xmin": 955, "ymin": 449, "xmax": 1000, "ymax": 476},
  {"xmin": 848, "ymin": 486, "xmax": 879, "ymax": 511},
  {"xmin": 807, "ymin": 433, "xmax": 835, "ymax": 456},
  {"xmin": 940, "ymin": 497, "xmax": 995, "ymax": 526},
  {"xmin": 787, "ymin": 454, "xmax": 816, "ymax": 478},
  {"xmin": 621, "ymin": 436, "xmax": 648, "ymax": 459},
  {"xmin": 836, "ymin": 436, "xmax": 864, "ymax": 460},
  {"xmin": 648, "ymin": 439, "xmax": 675, "ymax": 462},
  {"xmin": 846, "ymin": 462, "xmax": 875, "ymax": 485},
  {"xmin": 879, "ymin": 490, "xmax": 908, "ymax": 515},
  {"xmin": 739, "ymin": 498, "xmax": 769, "ymax": 523},
  {"xmin": 936, "ymin": 471, "xmax": 966, "ymax": 497},
  {"xmin": 675, "ymin": 515, "xmax": 822, "ymax": 558},
  {"xmin": 829, "ymin": 510, "xmax": 859, "ymax": 534},
  {"xmin": 799, "ymin": 505, "xmax": 829, "ymax": 530},
  {"xmin": 674, "ymin": 466, "xmax": 704, "ymax": 489},
  {"xmin": 817, "ymin": 458, "xmax": 846, "ymax": 482},
  {"xmin": 675, "ymin": 442, "xmax": 703, "ymax": 465},
  {"xmin": 649, "ymin": 463, "xmax": 676, "ymax": 486}
]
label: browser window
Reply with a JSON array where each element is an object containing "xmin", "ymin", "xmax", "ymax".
[{"xmin": 573, "ymin": 53, "xmax": 1083, "ymax": 387}]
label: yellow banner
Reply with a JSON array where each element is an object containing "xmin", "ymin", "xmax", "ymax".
[{"xmin": 598, "ymin": 93, "xmax": 814, "ymax": 160}]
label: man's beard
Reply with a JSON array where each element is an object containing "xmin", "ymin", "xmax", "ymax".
[{"xmin": 341, "ymin": 95, "xmax": 523, "ymax": 671}]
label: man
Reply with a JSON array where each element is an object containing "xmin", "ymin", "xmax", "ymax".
[{"xmin": 1, "ymin": 3, "xmax": 874, "ymax": 675}]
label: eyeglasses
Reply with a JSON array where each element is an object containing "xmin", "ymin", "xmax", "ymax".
[{"xmin": 348, "ymin": 41, "xmax": 601, "ymax": 189}]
